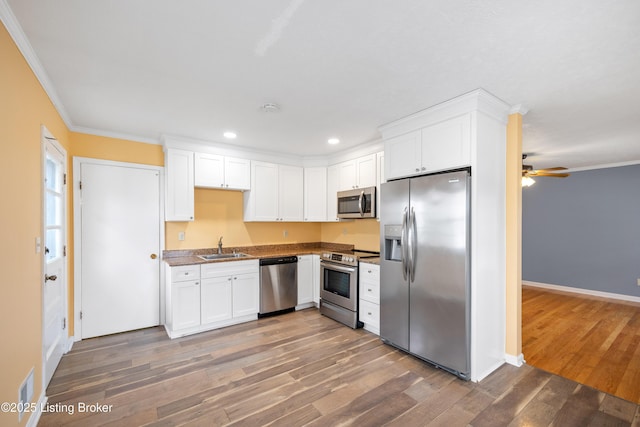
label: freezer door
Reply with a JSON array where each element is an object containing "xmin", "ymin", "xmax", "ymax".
[
  {"xmin": 379, "ymin": 179, "xmax": 410, "ymax": 350},
  {"xmin": 409, "ymin": 170, "xmax": 470, "ymax": 376}
]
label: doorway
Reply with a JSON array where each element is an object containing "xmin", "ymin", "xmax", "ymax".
[{"xmin": 73, "ymin": 158, "xmax": 163, "ymax": 339}]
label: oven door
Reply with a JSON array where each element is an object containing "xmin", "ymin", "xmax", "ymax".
[{"xmin": 320, "ymin": 261, "xmax": 358, "ymax": 311}]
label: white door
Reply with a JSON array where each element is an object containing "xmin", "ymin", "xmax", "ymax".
[
  {"xmin": 79, "ymin": 161, "xmax": 161, "ymax": 338},
  {"xmin": 43, "ymin": 135, "xmax": 67, "ymax": 387}
]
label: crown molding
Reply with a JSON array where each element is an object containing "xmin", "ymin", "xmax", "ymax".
[
  {"xmin": 509, "ymin": 104, "xmax": 529, "ymax": 115},
  {"xmin": 0, "ymin": 0, "xmax": 74, "ymax": 129},
  {"xmin": 71, "ymin": 125, "xmax": 159, "ymax": 145}
]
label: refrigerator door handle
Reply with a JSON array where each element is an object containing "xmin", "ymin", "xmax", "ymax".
[
  {"xmin": 401, "ymin": 206, "xmax": 408, "ymax": 280},
  {"xmin": 409, "ymin": 206, "xmax": 417, "ymax": 282}
]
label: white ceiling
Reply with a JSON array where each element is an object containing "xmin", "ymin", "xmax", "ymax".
[{"xmin": 4, "ymin": 0, "xmax": 640, "ymax": 169}]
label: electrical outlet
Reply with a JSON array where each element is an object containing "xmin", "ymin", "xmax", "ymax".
[
  {"xmin": 637, "ymin": 278, "xmax": 640, "ymax": 287},
  {"xmin": 178, "ymin": 232, "xmax": 185, "ymax": 241},
  {"xmin": 283, "ymin": 230, "xmax": 288, "ymax": 238}
]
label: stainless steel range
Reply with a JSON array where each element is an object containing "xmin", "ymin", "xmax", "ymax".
[{"xmin": 319, "ymin": 250, "xmax": 379, "ymax": 328}]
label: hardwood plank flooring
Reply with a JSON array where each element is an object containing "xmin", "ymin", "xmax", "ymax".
[
  {"xmin": 39, "ymin": 309, "xmax": 640, "ymax": 426},
  {"xmin": 523, "ymin": 285, "xmax": 640, "ymax": 404}
]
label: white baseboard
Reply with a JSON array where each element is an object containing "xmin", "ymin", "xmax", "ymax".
[
  {"xmin": 505, "ymin": 353, "xmax": 525, "ymax": 367},
  {"xmin": 25, "ymin": 392, "xmax": 47, "ymax": 427},
  {"xmin": 523, "ymin": 281, "xmax": 640, "ymax": 304}
]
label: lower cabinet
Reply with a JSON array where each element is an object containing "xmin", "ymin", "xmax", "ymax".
[
  {"xmin": 296, "ymin": 254, "xmax": 320, "ymax": 309},
  {"xmin": 165, "ymin": 260, "xmax": 259, "ymax": 338},
  {"xmin": 359, "ymin": 262, "xmax": 380, "ymax": 335},
  {"xmin": 296, "ymin": 255, "xmax": 320, "ymax": 310}
]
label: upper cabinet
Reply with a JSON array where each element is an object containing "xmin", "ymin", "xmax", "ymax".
[
  {"xmin": 336, "ymin": 153, "xmax": 377, "ymax": 191},
  {"xmin": 194, "ymin": 153, "xmax": 250, "ymax": 191},
  {"xmin": 165, "ymin": 148, "xmax": 195, "ymax": 221},
  {"xmin": 303, "ymin": 167, "xmax": 327, "ymax": 222},
  {"xmin": 244, "ymin": 161, "xmax": 303, "ymax": 222},
  {"xmin": 384, "ymin": 114, "xmax": 471, "ymax": 180}
]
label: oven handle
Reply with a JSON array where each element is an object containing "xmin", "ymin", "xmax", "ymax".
[{"xmin": 320, "ymin": 262, "xmax": 357, "ymax": 274}]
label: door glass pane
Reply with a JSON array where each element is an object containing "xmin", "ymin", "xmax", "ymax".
[
  {"xmin": 46, "ymin": 192, "xmax": 61, "ymax": 226},
  {"xmin": 45, "ymin": 228, "xmax": 61, "ymax": 262},
  {"xmin": 46, "ymin": 158, "xmax": 61, "ymax": 192}
]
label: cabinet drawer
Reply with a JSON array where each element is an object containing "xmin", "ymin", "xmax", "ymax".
[
  {"xmin": 359, "ymin": 264, "xmax": 380, "ymax": 282},
  {"xmin": 359, "ymin": 300, "xmax": 380, "ymax": 328},
  {"xmin": 360, "ymin": 280, "xmax": 380, "ymax": 304},
  {"xmin": 171, "ymin": 265, "xmax": 201, "ymax": 282},
  {"xmin": 201, "ymin": 259, "xmax": 259, "ymax": 278}
]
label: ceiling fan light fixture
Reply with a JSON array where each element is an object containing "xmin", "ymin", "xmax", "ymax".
[
  {"xmin": 261, "ymin": 103, "xmax": 280, "ymax": 113},
  {"xmin": 522, "ymin": 176, "xmax": 536, "ymax": 187}
]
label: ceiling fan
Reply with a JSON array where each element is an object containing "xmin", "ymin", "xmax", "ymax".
[{"xmin": 522, "ymin": 154, "xmax": 569, "ymax": 186}]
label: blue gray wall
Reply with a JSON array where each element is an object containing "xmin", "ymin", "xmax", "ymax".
[{"xmin": 522, "ymin": 164, "xmax": 640, "ymax": 297}]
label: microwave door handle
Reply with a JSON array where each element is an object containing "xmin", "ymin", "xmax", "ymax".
[
  {"xmin": 401, "ymin": 207, "xmax": 408, "ymax": 280},
  {"xmin": 358, "ymin": 191, "xmax": 365, "ymax": 216}
]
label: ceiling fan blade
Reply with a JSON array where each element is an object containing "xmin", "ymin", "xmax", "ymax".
[
  {"xmin": 533, "ymin": 172, "xmax": 570, "ymax": 177},
  {"xmin": 536, "ymin": 166, "xmax": 568, "ymax": 172}
]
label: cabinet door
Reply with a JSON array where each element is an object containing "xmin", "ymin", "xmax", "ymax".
[
  {"xmin": 250, "ymin": 161, "xmax": 279, "ymax": 221},
  {"xmin": 326, "ymin": 165, "xmax": 340, "ymax": 222},
  {"xmin": 278, "ymin": 165, "xmax": 304, "ymax": 221},
  {"xmin": 312, "ymin": 255, "xmax": 320, "ymax": 304},
  {"xmin": 172, "ymin": 280, "xmax": 200, "ymax": 330},
  {"xmin": 194, "ymin": 153, "xmax": 225, "ymax": 188},
  {"xmin": 356, "ymin": 154, "xmax": 377, "ymax": 188},
  {"xmin": 232, "ymin": 273, "xmax": 259, "ymax": 317},
  {"xmin": 224, "ymin": 156, "xmax": 251, "ymax": 190},
  {"xmin": 297, "ymin": 255, "xmax": 313, "ymax": 304},
  {"xmin": 201, "ymin": 276, "xmax": 232, "ymax": 324},
  {"xmin": 384, "ymin": 131, "xmax": 421, "ymax": 180},
  {"xmin": 165, "ymin": 148, "xmax": 194, "ymax": 221},
  {"xmin": 303, "ymin": 167, "xmax": 327, "ymax": 222},
  {"xmin": 421, "ymin": 114, "xmax": 471, "ymax": 172},
  {"xmin": 337, "ymin": 160, "xmax": 357, "ymax": 191}
]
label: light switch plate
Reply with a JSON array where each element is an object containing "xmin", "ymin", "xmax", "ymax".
[{"xmin": 178, "ymin": 232, "xmax": 185, "ymax": 241}]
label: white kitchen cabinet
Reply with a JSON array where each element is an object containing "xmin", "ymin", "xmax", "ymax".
[
  {"xmin": 296, "ymin": 255, "xmax": 314, "ymax": 307},
  {"xmin": 165, "ymin": 259, "xmax": 259, "ymax": 338},
  {"xmin": 384, "ymin": 114, "xmax": 471, "ymax": 180},
  {"xmin": 336, "ymin": 154, "xmax": 377, "ymax": 191},
  {"xmin": 201, "ymin": 276, "xmax": 232, "ymax": 324},
  {"xmin": 278, "ymin": 165, "xmax": 304, "ymax": 221},
  {"xmin": 167, "ymin": 265, "xmax": 201, "ymax": 331},
  {"xmin": 376, "ymin": 151, "xmax": 385, "ymax": 219},
  {"xmin": 326, "ymin": 164, "xmax": 340, "ymax": 222},
  {"xmin": 359, "ymin": 262, "xmax": 380, "ymax": 335},
  {"xmin": 303, "ymin": 167, "xmax": 327, "ymax": 222},
  {"xmin": 421, "ymin": 114, "xmax": 471, "ymax": 172},
  {"xmin": 311, "ymin": 254, "xmax": 320, "ymax": 305},
  {"xmin": 165, "ymin": 148, "xmax": 195, "ymax": 221},
  {"xmin": 232, "ymin": 272, "xmax": 259, "ymax": 317},
  {"xmin": 244, "ymin": 161, "xmax": 303, "ymax": 222},
  {"xmin": 194, "ymin": 153, "xmax": 250, "ymax": 191}
]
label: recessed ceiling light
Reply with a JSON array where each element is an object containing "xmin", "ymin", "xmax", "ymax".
[
  {"xmin": 261, "ymin": 103, "xmax": 280, "ymax": 113},
  {"xmin": 223, "ymin": 131, "xmax": 237, "ymax": 139},
  {"xmin": 328, "ymin": 138, "xmax": 340, "ymax": 145}
]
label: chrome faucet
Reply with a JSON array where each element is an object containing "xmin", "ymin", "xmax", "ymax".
[{"xmin": 217, "ymin": 236, "xmax": 223, "ymax": 254}]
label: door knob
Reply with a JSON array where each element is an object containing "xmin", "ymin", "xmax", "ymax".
[
  {"xmin": 45, "ymin": 274, "xmax": 57, "ymax": 282},
  {"xmin": 150, "ymin": 254, "xmax": 158, "ymax": 259}
]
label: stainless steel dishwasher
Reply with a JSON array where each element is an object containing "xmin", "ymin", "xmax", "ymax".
[{"xmin": 259, "ymin": 256, "xmax": 298, "ymax": 316}]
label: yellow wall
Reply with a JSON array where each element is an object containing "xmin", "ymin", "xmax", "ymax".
[
  {"xmin": 166, "ymin": 189, "xmax": 322, "ymax": 249},
  {"xmin": 320, "ymin": 219, "xmax": 380, "ymax": 252},
  {"xmin": 505, "ymin": 113, "xmax": 523, "ymax": 359},
  {"xmin": 0, "ymin": 22, "xmax": 70, "ymax": 426}
]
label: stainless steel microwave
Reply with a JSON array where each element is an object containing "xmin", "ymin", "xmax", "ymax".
[{"xmin": 337, "ymin": 187, "xmax": 376, "ymax": 219}]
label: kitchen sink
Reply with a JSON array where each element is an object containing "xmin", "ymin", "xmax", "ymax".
[{"xmin": 198, "ymin": 253, "xmax": 250, "ymax": 261}]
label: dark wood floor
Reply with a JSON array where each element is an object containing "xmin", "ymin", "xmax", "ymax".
[
  {"xmin": 40, "ymin": 309, "xmax": 640, "ymax": 426},
  {"xmin": 523, "ymin": 285, "xmax": 640, "ymax": 404}
]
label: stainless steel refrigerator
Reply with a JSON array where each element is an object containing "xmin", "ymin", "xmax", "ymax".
[{"xmin": 380, "ymin": 169, "xmax": 470, "ymax": 380}]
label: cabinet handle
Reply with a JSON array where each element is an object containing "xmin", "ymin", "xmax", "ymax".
[
  {"xmin": 228, "ymin": 277, "xmax": 232, "ymax": 281},
  {"xmin": 233, "ymin": 277, "xmax": 237, "ymax": 280},
  {"xmin": 368, "ymin": 312, "xmax": 372, "ymax": 316},
  {"xmin": 415, "ymin": 168, "xmax": 420, "ymax": 172},
  {"xmin": 221, "ymin": 184, "xmax": 224, "ymax": 187},
  {"xmin": 421, "ymin": 167, "xmax": 426, "ymax": 171},
  {"xmin": 367, "ymin": 270, "xmax": 372, "ymax": 273},
  {"xmin": 184, "ymin": 272, "xmax": 189, "ymax": 275},
  {"xmin": 368, "ymin": 288, "xmax": 372, "ymax": 292},
  {"xmin": 195, "ymin": 282, "xmax": 199, "ymax": 285}
]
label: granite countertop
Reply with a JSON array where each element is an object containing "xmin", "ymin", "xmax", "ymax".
[{"xmin": 163, "ymin": 242, "xmax": 357, "ymax": 267}]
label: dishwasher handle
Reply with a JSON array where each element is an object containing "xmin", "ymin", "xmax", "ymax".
[{"xmin": 259, "ymin": 256, "xmax": 298, "ymax": 266}]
